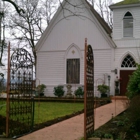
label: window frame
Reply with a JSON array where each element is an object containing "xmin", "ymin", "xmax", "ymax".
[
  {"xmin": 123, "ymin": 12, "xmax": 133, "ymax": 37},
  {"xmin": 121, "ymin": 54, "xmax": 136, "ymax": 68},
  {"xmin": 66, "ymin": 58, "xmax": 80, "ymax": 84}
]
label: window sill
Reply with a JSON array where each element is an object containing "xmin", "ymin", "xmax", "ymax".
[{"xmin": 122, "ymin": 37, "xmax": 135, "ymax": 40}]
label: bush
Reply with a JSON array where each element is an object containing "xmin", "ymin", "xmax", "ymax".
[
  {"xmin": 74, "ymin": 87, "xmax": 84, "ymax": 97},
  {"xmin": 37, "ymin": 84, "xmax": 46, "ymax": 93},
  {"xmin": 127, "ymin": 64, "xmax": 140, "ymax": 99},
  {"xmin": 36, "ymin": 84, "xmax": 46, "ymax": 96},
  {"xmin": 97, "ymin": 84, "xmax": 109, "ymax": 95},
  {"xmin": 53, "ymin": 85, "xmax": 65, "ymax": 97},
  {"xmin": 128, "ymin": 95, "xmax": 140, "ymax": 132}
]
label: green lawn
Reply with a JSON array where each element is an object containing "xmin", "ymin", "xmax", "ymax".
[
  {"xmin": 0, "ymin": 101, "xmax": 84, "ymax": 124},
  {"xmin": 0, "ymin": 100, "xmax": 6, "ymax": 116}
]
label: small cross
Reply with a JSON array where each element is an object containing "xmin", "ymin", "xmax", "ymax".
[{"xmin": 72, "ymin": 50, "xmax": 75, "ymax": 54}]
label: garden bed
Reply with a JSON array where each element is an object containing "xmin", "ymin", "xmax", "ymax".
[{"xmin": 89, "ymin": 109, "xmax": 140, "ymax": 140}]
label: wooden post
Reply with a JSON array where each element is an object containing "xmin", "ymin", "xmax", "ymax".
[
  {"xmin": 6, "ymin": 42, "xmax": 10, "ymax": 137},
  {"xmin": 84, "ymin": 38, "xmax": 87, "ymax": 140}
]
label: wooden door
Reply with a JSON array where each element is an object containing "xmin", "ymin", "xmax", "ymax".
[{"xmin": 120, "ymin": 70, "xmax": 135, "ymax": 95}]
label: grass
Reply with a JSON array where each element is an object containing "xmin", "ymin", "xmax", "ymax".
[
  {"xmin": 0, "ymin": 99, "xmax": 6, "ymax": 116},
  {"xmin": 0, "ymin": 101, "xmax": 84, "ymax": 124},
  {"xmin": 34, "ymin": 102, "xmax": 84, "ymax": 124}
]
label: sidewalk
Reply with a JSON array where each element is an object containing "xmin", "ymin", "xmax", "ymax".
[{"xmin": 16, "ymin": 99, "xmax": 127, "ymax": 140}]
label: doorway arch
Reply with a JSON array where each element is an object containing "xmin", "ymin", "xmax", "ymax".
[{"xmin": 120, "ymin": 54, "xmax": 136, "ymax": 95}]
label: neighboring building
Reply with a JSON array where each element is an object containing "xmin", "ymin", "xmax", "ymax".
[
  {"xmin": 35, "ymin": 0, "xmax": 140, "ymax": 97},
  {"xmin": 110, "ymin": 0, "xmax": 140, "ymax": 95}
]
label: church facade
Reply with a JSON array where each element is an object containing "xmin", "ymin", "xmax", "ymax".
[{"xmin": 35, "ymin": 0, "xmax": 140, "ymax": 97}]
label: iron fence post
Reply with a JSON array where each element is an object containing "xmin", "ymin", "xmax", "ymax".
[{"xmin": 31, "ymin": 96, "xmax": 35, "ymax": 130}]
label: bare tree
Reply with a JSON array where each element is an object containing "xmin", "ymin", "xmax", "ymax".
[
  {"xmin": 88, "ymin": 0, "xmax": 113, "ymax": 28},
  {"xmin": 0, "ymin": 0, "xmax": 24, "ymax": 66},
  {"xmin": 6, "ymin": 0, "xmax": 57, "ymax": 68}
]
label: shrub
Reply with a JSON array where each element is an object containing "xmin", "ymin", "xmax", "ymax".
[
  {"xmin": 128, "ymin": 95, "xmax": 140, "ymax": 132},
  {"xmin": 74, "ymin": 87, "xmax": 84, "ymax": 97},
  {"xmin": 36, "ymin": 84, "xmax": 46, "ymax": 96},
  {"xmin": 127, "ymin": 64, "xmax": 140, "ymax": 99},
  {"xmin": 37, "ymin": 84, "xmax": 46, "ymax": 93},
  {"xmin": 53, "ymin": 85, "xmax": 64, "ymax": 97},
  {"xmin": 97, "ymin": 84, "xmax": 109, "ymax": 94}
]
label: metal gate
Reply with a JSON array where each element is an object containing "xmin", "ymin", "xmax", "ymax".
[
  {"xmin": 84, "ymin": 39, "xmax": 94, "ymax": 140},
  {"xmin": 6, "ymin": 47, "xmax": 34, "ymax": 137}
]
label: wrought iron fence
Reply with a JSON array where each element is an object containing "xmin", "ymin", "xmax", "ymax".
[
  {"xmin": 84, "ymin": 39, "xmax": 94, "ymax": 140},
  {"xmin": 6, "ymin": 48, "xmax": 34, "ymax": 137}
]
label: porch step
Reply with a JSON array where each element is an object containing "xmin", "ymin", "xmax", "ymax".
[{"xmin": 111, "ymin": 96, "xmax": 129, "ymax": 100}]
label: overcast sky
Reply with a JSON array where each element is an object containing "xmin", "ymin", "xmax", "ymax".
[{"xmin": 113, "ymin": 0, "xmax": 123, "ymax": 3}]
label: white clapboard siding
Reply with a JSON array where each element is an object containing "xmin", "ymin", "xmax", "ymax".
[
  {"xmin": 114, "ymin": 47, "xmax": 139, "ymax": 68},
  {"xmin": 78, "ymin": 49, "xmax": 111, "ymax": 83},
  {"xmin": 37, "ymin": 48, "xmax": 112, "ymax": 96},
  {"xmin": 114, "ymin": 39, "xmax": 140, "ymax": 48},
  {"xmin": 40, "ymin": 16, "xmax": 112, "ymax": 52},
  {"xmin": 37, "ymin": 52, "xmax": 65, "ymax": 85},
  {"xmin": 36, "ymin": 0, "xmax": 115, "ymax": 96},
  {"xmin": 113, "ymin": 7, "xmax": 140, "ymax": 40}
]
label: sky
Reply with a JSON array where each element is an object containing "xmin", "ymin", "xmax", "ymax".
[{"xmin": 113, "ymin": 0, "xmax": 123, "ymax": 3}]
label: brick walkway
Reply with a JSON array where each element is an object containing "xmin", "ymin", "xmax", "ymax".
[{"xmin": 13, "ymin": 98, "xmax": 127, "ymax": 140}]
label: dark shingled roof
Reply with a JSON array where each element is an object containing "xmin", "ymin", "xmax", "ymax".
[
  {"xmin": 85, "ymin": 0, "xmax": 112, "ymax": 37},
  {"xmin": 110, "ymin": 0, "xmax": 140, "ymax": 6}
]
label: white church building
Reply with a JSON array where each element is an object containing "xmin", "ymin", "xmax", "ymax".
[{"xmin": 35, "ymin": 0, "xmax": 140, "ymax": 97}]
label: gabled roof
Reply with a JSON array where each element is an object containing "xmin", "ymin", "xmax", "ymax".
[
  {"xmin": 110, "ymin": 0, "xmax": 140, "ymax": 9},
  {"xmin": 35, "ymin": 0, "xmax": 116, "ymax": 51}
]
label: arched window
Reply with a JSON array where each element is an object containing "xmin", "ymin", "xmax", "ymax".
[
  {"xmin": 67, "ymin": 59, "xmax": 80, "ymax": 84},
  {"xmin": 65, "ymin": 44, "xmax": 81, "ymax": 84},
  {"xmin": 123, "ymin": 12, "xmax": 133, "ymax": 37},
  {"xmin": 121, "ymin": 54, "xmax": 136, "ymax": 68}
]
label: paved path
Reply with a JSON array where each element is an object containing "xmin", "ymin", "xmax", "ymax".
[{"xmin": 16, "ymin": 99, "xmax": 127, "ymax": 140}]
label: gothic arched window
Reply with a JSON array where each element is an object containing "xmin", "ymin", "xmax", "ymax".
[
  {"xmin": 123, "ymin": 12, "xmax": 133, "ymax": 37},
  {"xmin": 121, "ymin": 54, "xmax": 136, "ymax": 68}
]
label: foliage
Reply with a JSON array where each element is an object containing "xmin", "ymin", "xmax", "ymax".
[
  {"xmin": 53, "ymin": 85, "xmax": 65, "ymax": 97},
  {"xmin": 97, "ymin": 84, "xmax": 109, "ymax": 94},
  {"xmin": 128, "ymin": 95, "xmax": 140, "ymax": 132},
  {"xmin": 36, "ymin": 84, "xmax": 46, "ymax": 93},
  {"xmin": 92, "ymin": 131, "xmax": 113, "ymax": 139},
  {"xmin": 74, "ymin": 87, "xmax": 84, "ymax": 97},
  {"xmin": 127, "ymin": 64, "xmax": 140, "ymax": 99},
  {"xmin": 80, "ymin": 97, "xmax": 140, "ymax": 140}
]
